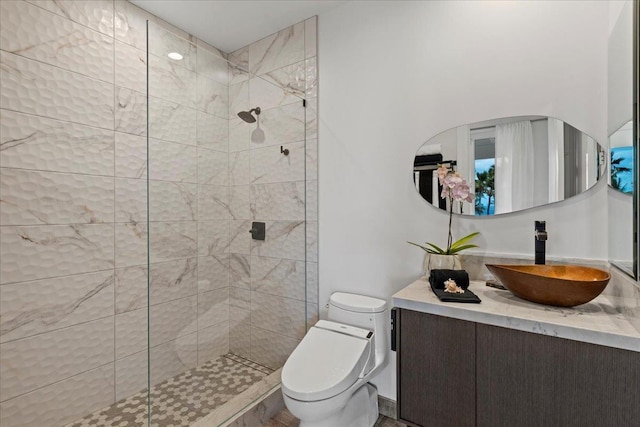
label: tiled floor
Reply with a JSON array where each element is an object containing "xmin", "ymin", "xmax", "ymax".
[
  {"xmin": 66, "ymin": 354, "xmax": 272, "ymax": 427},
  {"xmin": 266, "ymin": 408, "xmax": 407, "ymax": 427}
]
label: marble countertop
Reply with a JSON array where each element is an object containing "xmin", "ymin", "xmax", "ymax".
[{"xmin": 393, "ymin": 278, "xmax": 640, "ymax": 353}]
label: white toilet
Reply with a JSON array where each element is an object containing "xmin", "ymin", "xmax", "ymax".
[{"xmin": 281, "ymin": 292, "xmax": 388, "ymax": 427}]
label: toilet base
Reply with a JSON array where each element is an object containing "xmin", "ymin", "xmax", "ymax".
[{"xmin": 297, "ymin": 383, "xmax": 378, "ymax": 427}]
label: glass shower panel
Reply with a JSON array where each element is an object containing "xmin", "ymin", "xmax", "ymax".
[{"xmin": 147, "ymin": 21, "xmax": 308, "ymax": 425}]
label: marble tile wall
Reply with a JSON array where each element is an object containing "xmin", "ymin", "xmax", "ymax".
[
  {"xmin": 227, "ymin": 17, "xmax": 318, "ymax": 369},
  {"xmin": 0, "ymin": 1, "xmax": 318, "ymax": 424}
]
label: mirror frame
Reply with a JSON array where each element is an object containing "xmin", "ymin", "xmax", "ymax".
[{"xmin": 634, "ymin": 0, "xmax": 639, "ymax": 280}]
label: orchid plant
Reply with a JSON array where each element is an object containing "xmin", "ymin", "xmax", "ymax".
[{"xmin": 409, "ymin": 164, "xmax": 480, "ymax": 255}]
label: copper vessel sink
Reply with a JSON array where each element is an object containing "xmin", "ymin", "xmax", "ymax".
[{"xmin": 485, "ymin": 264, "xmax": 611, "ymax": 307}]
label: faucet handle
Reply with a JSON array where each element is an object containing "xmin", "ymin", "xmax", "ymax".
[{"xmin": 535, "ymin": 230, "xmax": 548, "ymax": 241}]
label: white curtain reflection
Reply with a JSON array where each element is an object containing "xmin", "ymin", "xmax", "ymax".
[{"xmin": 495, "ymin": 120, "xmax": 534, "ymax": 213}]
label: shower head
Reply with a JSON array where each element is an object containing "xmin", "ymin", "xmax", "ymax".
[{"xmin": 237, "ymin": 107, "xmax": 261, "ymax": 123}]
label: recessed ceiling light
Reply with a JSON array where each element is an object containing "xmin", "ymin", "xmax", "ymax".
[{"xmin": 168, "ymin": 52, "xmax": 183, "ymax": 61}]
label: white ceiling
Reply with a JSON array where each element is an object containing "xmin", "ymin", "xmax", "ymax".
[{"xmin": 131, "ymin": 0, "xmax": 346, "ymax": 53}]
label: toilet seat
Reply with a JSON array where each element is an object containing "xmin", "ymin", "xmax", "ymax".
[{"xmin": 282, "ymin": 322, "xmax": 372, "ymax": 402}]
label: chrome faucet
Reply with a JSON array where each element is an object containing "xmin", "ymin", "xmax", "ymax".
[{"xmin": 534, "ymin": 221, "xmax": 547, "ymax": 265}]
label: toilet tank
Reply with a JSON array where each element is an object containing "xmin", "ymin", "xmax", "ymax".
[{"xmin": 328, "ymin": 292, "xmax": 389, "ymax": 368}]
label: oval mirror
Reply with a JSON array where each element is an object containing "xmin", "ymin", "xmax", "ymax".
[{"xmin": 413, "ymin": 116, "xmax": 606, "ymax": 216}]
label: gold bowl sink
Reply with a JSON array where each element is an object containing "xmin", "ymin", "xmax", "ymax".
[{"xmin": 485, "ymin": 264, "xmax": 611, "ymax": 307}]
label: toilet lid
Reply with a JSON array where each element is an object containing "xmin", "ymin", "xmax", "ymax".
[{"xmin": 281, "ymin": 326, "xmax": 371, "ymax": 401}]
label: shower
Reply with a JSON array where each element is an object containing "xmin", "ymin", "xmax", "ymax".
[
  {"xmin": 238, "ymin": 107, "xmax": 266, "ymax": 143},
  {"xmin": 237, "ymin": 107, "xmax": 261, "ymax": 123}
]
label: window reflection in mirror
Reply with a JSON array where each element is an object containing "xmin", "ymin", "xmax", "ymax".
[
  {"xmin": 609, "ymin": 120, "xmax": 634, "ymax": 195},
  {"xmin": 413, "ymin": 116, "xmax": 606, "ymax": 216}
]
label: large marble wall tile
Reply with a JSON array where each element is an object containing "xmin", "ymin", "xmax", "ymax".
[
  {"xmin": 307, "ymin": 302, "xmax": 319, "ymax": 328},
  {"xmin": 148, "ymin": 23, "xmax": 197, "ymax": 72},
  {"xmin": 197, "ymin": 111, "xmax": 228, "ymax": 152},
  {"xmin": 198, "ymin": 254, "xmax": 230, "ymax": 293},
  {"xmin": 306, "ymin": 262, "xmax": 318, "ymax": 303},
  {"xmin": 115, "ymin": 41, "xmax": 147, "ymax": 94},
  {"xmin": 0, "ymin": 317, "xmax": 114, "ymax": 401},
  {"xmin": 114, "ymin": 0, "xmax": 151, "ymax": 51},
  {"xmin": 229, "ymin": 117, "xmax": 251, "ymax": 152},
  {"xmin": 0, "ymin": 364, "xmax": 114, "ymax": 427},
  {"xmin": 149, "ymin": 181, "xmax": 197, "ymax": 222},
  {"xmin": 251, "ymin": 257, "xmax": 305, "ymax": 301},
  {"xmin": 230, "ymin": 151, "xmax": 251, "ymax": 186},
  {"xmin": 150, "ymin": 332, "xmax": 197, "ymax": 386},
  {"xmin": 230, "ymin": 254, "xmax": 251, "ymax": 289},
  {"xmin": 304, "ymin": 17, "xmax": 317, "ymax": 59},
  {"xmin": 148, "ymin": 138, "xmax": 197, "ymax": 182},
  {"xmin": 250, "ymin": 63, "xmax": 305, "ymax": 110},
  {"xmin": 306, "ymin": 221, "xmax": 318, "ymax": 262},
  {"xmin": 198, "ymin": 288, "xmax": 229, "ymax": 329},
  {"xmin": 0, "ymin": 168, "xmax": 114, "ymax": 225},
  {"xmin": 115, "ymin": 87, "xmax": 147, "ymax": 136},
  {"xmin": 1, "ymin": 1, "xmax": 114, "ymax": 82},
  {"xmin": 115, "ymin": 265, "xmax": 148, "ymax": 314},
  {"xmin": 198, "ymin": 48, "xmax": 229, "ymax": 85},
  {"xmin": 149, "ymin": 221, "xmax": 197, "ymax": 263},
  {"xmin": 150, "ymin": 296, "xmax": 197, "ymax": 347},
  {"xmin": 150, "ymin": 258, "xmax": 198, "ymax": 305},
  {"xmin": 250, "ymin": 142, "xmax": 305, "ymax": 184},
  {"xmin": 250, "ymin": 221, "xmax": 305, "ymax": 261},
  {"xmin": 230, "ymin": 287, "xmax": 251, "ymax": 311},
  {"xmin": 0, "ymin": 224, "xmax": 114, "ymax": 284},
  {"xmin": 197, "ymin": 220, "xmax": 230, "ymax": 256},
  {"xmin": 306, "ymin": 98, "xmax": 318, "ymax": 140},
  {"xmin": 115, "ymin": 222, "xmax": 147, "ymax": 268},
  {"xmin": 197, "ymin": 39, "xmax": 227, "ymax": 60},
  {"xmin": 229, "ymin": 308, "xmax": 251, "ymax": 359},
  {"xmin": 198, "ymin": 149, "xmax": 229, "ymax": 186},
  {"xmin": 115, "ymin": 307, "xmax": 147, "ymax": 359},
  {"xmin": 0, "ymin": 52, "xmax": 114, "ymax": 130},
  {"xmin": 306, "ymin": 180, "xmax": 318, "ymax": 221},
  {"xmin": 250, "ymin": 327, "xmax": 298, "ymax": 370},
  {"xmin": 249, "ymin": 22, "xmax": 304, "ymax": 76},
  {"xmin": 306, "ymin": 138, "xmax": 318, "ymax": 180},
  {"xmin": 115, "ymin": 350, "xmax": 147, "ymax": 401},
  {"xmin": 149, "ymin": 97, "xmax": 197, "ymax": 145},
  {"xmin": 0, "ymin": 110, "xmax": 114, "ymax": 176},
  {"xmin": 197, "ymin": 75, "xmax": 229, "ymax": 119},
  {"xmin": 228, "ymin": 47, "xmax": 249, "ymax": 85},
  {"xmin": 197, "ymin": 322, "xmax": 229, "ymax": 364},
  {"xmin": 198, "ymin": 185, "xmax": 231, "ymax": 220},
  {"xmin": 115, "ymin": 177, "xmax": 147, "ymax": 224},
  {"xmin": 305, "ymin": 57, "xmax": 317, "ymax": 98},
  {"xmin": 229, "ymin": 80, "xmax": 249, "ymax": 117},
  {"xmin": 230, "ymin": 220, "xmax": 252, "ymax": 254},
  {"xmin": 0, "ymin": 271, "xmax": 114, "ymax": 343},
  {"xmin": 115, "ymin": 133, "xmax": 147, "ymax": 179},
  {"xmin": 250, "ymin": 292, "xmax": 305, "ymax": 339},
  {"xmin": 251, "ymin": 182, "xmax": 305, "ymax": 220},
  {"xmin": 250, "ymin": 104, "xmax": 305, "ymax": 148},
  {"xmin": 230, "ymin": 185, "xmax": 251, "ymax": 220},
  {"xmin": 24, "ymin": 0, "xmax": 114, "ymax": 36},
  {"xmin": 148, "ymin": 54, "xmax": 197, "ymax": 108}
]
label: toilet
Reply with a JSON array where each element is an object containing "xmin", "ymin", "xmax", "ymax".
[{"xmin": 281, "ymin": 292, "xmax": 388, "ymax": 427}]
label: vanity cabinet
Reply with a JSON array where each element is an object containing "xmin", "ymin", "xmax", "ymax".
[
  {"xmin": 396, "ymin": 310, "xmax": 476, "ymax": 427},
  {"xmin": 396, "ymin": 308, "xmax": 640, "ymax": 427}
]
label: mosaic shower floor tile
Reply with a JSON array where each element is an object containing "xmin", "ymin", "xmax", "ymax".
[{"xmin": 66, "ymin": 354, "xmax": 272, "ymax": 427}]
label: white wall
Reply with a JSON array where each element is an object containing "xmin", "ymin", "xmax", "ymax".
[{"xmin": 318, "ymin": 0, "xmax": 608, "ymax": 398}]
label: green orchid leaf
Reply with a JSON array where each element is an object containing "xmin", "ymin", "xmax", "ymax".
[
  {"xmin": 448, "ymin": 244, "xmax": 479, "ymax": 254},
  {"xmin": 424, "ymin": 242, "xmax": 447, "ymax": 254},
  {"xmin": 449, "ymin": 232, "xmax": 480, "ymax": 250}
]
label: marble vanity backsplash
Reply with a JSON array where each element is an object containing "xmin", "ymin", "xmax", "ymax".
[{"xmin": 459, "ymin": 253, "xmax": 640, "ymax": 334}]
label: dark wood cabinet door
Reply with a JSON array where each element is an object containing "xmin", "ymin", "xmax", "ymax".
[
  {"xmin": 476, "ymin": 323, "xmax": 640, "ymax": 427},
  {"xmin": 397, "ymin": 309, "xmax": 476, "ymax": 427}
]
